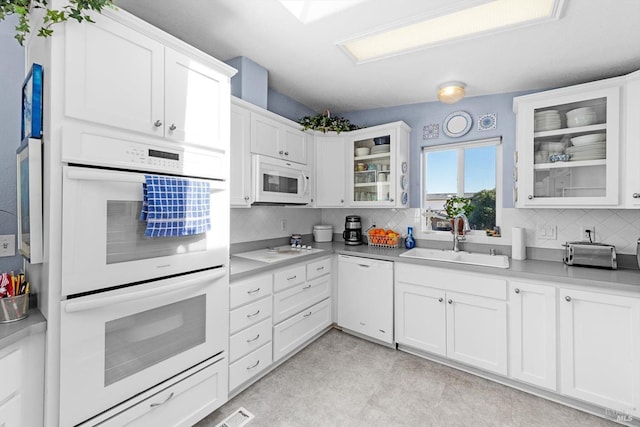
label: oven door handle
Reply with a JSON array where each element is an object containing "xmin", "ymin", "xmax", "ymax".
[
  {"xmin": 64, "ymin": 268, "xmax": 227, "ymax": 313},
  {"xmin": 66, "ymin": 168, "xmax": 227, "ymax": 191}
]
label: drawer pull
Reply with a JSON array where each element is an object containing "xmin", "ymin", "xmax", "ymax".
[
  {"xmin": 247, "ymin": 334, "xmax": 260, "ymax": 343},
  {"xmin": 358, "ymin": 264, "xmax": 370, "ymax": 268},
  {"xmin": 379, "ymin": 329, "xmax": 386, "ymax": 334},
  {"xmin": 246, "ymin": 360, "xmax": 260, "ymax": 370},
  {"xmin": 303, "ymin": 311, "xmax": 313, "ymax": 318},
  {"xmin": 287, "ymin": 275, "xmax": 297, "ymax": 280},
  {"xmin": 246, "ymin": 310, "xmax": 260, "ymax": 318},
  {"xmin": 302, "ymin": 284, "xmax": 312, "ymax": 290},
  {"xmin": 360, "ymin": 321, "xmax": 366, "ymax": 326},
  {"xmin": 316, "ymin": 266, "xmax": 325, "ymax": 271},
  {"xmin": 150, "ymin": 392, "xmax": 174, "ymax": 408},
  {"xmin": 247, "ymin": 288, "xmax": 261, "ymax": 295}
]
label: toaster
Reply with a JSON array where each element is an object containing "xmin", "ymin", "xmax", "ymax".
[{"xmin": 563, "ymin": 241, "xmax": 617, "ymax": 269}]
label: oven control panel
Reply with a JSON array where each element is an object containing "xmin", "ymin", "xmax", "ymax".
[{"xmin": 126, "ymin": 147, "xmax": 182, "ymax": 170}]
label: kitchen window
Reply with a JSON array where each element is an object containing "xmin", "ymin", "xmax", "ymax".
[{"xmin": 421, "ymin": 137, "xmax": 502, "ymax": 235}]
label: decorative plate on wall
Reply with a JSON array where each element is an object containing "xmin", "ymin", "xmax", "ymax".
[
  {"xmin": 478, "ymin": 113, "xmax": 497, "ymax": 131},
  {"xmin": 443, "ymin": 110, "xmax": 472, "ymax": 138}
]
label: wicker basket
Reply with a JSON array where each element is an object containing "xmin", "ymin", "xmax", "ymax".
[{"xmin": 367, "ymin": 229, "xmax": 402, "ymax": 249}]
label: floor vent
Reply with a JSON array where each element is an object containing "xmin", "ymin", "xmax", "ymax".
[{"xmin": 215, "ymin": 407, "xmax": 255, "ymax": 427}]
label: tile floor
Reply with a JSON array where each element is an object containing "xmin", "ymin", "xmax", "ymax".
[{"xmin": 197, "ymin": 329, "xmax": 618, "ymax": 427}]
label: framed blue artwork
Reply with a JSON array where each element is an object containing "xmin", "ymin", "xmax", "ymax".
[{"xmin": 21, "ymin": 63, "xmax": 43, "ymax": 140}]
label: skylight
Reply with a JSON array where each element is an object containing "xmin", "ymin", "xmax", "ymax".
[{"xmin": 339, "ymin": 0, "xmax": 565, "ymax": 63}]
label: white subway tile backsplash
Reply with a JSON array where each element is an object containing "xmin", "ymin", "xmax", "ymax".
[{"xmin": 230, "ymin": 207, "xmax": 322, "ymax": 244}]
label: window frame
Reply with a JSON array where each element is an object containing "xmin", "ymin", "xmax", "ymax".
[{"xmin": 419, "ymin": 137, "xmax": 503, "ymax": 242}]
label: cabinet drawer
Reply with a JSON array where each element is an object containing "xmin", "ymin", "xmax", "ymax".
[
  {"xmin": 274, "ymin": 265, "xmax": 306, "ymax": 292},
  {"xmin": 229, "ymin": 343, "xmax": 272, "ymax": 391},
  {"xmin": 230, "ymin": 318, "xmax": 273, "ymax": 363},
  {"xmin": 230, "ymin": 297, "xmax": 272, "ymax": 334},
  {"xmin": 306, "ymin": 257, "xmax": 332, "ymax": 281},
  {"xmin": 0, "ymin": 394, "xmax": 21, "ymax": 427},
  {"xmin": 273, "ymin": 298, "xmax": 332, "ymax": 362},
  {"xmin": 0, "ymin": 348, "xmax": 21, "ymax": 402},
  {"xmin": 230, "ymin": 274, "xmax": 272, "ymax": 309},
  {"xmin": 273, "ymin": 275, "xmax": 331, "ymax": 324}
]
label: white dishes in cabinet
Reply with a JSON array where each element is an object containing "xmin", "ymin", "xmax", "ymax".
[
  {"xmin": 534, "ymin": 110, "xmax": 561, "ymax": 131},
  {"xmin": 566, "ymin": 106, "xmax": 597, "ymax": 127}
]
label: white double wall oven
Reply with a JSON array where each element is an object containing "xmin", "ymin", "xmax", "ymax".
[{"xmin": 57, "ymin": 127, "xmax": 230, "ymax": 426}]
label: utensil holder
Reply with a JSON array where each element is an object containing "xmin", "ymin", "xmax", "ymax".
[{"xmin": 0, "ymin": 294, "xmax": 29, "ymax": 323}]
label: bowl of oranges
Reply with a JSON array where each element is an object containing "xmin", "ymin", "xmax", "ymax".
[{"xmin": 367, "ymin": 228, "xmax": 401, "ymax": 248}]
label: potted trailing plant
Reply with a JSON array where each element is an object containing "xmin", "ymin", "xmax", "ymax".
[
  {"xmin": 298, "ymin": 110, "xmax": 361, "ymax": 134},
  {"xmin": 0, "ymin": 0, "xmax": 115, "ymax": 45},
  {"xmin": 443, "ymin": 195, "xmax": 475, "ymax": 234}
]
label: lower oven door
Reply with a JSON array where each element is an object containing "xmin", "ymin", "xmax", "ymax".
[
  {"xmin": 61, "ymin": 165, "xmax": 229, "ymax": 296},
  {"xmin": 59, "ymin": 267, "xmax": 228, "ymax": 427}
]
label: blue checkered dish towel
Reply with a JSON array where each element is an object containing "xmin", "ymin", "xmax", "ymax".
[{"xmin": 140, "ymin": 175, "xmax": 211, "ymax": 237}]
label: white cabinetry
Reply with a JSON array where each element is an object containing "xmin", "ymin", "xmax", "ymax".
[
  {"xmin": 230, "ymin": 102, "xmax": 252, "ymax": 207},
  {"xmin": 65, "ymin": 15, "xmax": 230, "ymax": 152},
  {"xmin": 338, "ymin": 256, "xmax": 394, "ymax": 344},
  {"xmin": 623, "ymin": 71, "xmax": 640, "ymax": 207},
  {"xmin": 0, "ymin": 332, "xmax": 45, "ymax": 427},
  {"xmin": 251, "ymin": 113, "xmax": 308, "ymax": 164},
  {"xmin": 315, "ymin": 134, "xmax": 346, "ymax": 207},
  {"xmin": 347, "ymin": 122, "xmax": 410, "ymax": 208},
  {"xmin": 228, "ymin": 274, "xmax": 273, "ymax": 391},
  {"xmin": 509, "ymin": 281, "xmax": 557, "ymax": 390},
  {"xmin": 513, "ymin": 80, "xmax": 621, "ymax": 207},
  {"xmin": 395, "ymin": 263, "xmax": 507, "ymax": 375},
  {"xmin": 559, "ymin": 288, "xmax": 640, "ymax": 415},
  {"xmin": 272, "ymin": 258, "xmax": 333, "ymax": 362}
]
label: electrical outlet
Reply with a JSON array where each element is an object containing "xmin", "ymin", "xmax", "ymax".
[
  {"xmin": 280, "ymin": 219, "xmax": 287, "ymax": 231},
  {"xmin": 582, "ymin": 226, "xmax": 595, "ymax": 241},
  {"xmin": 0, "ymin": 235, "xmax": 15, "ymax": 257}
]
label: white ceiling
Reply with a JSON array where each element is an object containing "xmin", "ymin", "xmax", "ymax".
[{"xmin": 115, "ymin": 0, "xmax": 640, "ymax": 113}]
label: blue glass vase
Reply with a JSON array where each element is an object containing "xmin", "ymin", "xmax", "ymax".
[{"xmin": 404, "ymin": 227, "xmax": 416, "ymax": 249}]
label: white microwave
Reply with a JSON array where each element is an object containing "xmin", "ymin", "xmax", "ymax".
[{"xmin": 253, "ymin": 154, "xmax": 311, "ymax": 205}]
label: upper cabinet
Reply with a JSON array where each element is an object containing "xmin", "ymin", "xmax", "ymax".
[
  {"xmin": 230, "ymin": 103, "xmax": 252, "ymax": 207},
  {"xmin": 623, "ymin": 71, "xmax": 640, "ymax": 207},
  {"xmin": 513, "ymin": 81, "xmax": 621, "ymax": 207},
  {"xmin": 64, "ymin": 14, "xmax": 232, "ymax": 153},
  {"xmin": 251, "ymin": 113, "xmax": 308, "ymax": 164},
  {"xmin": 315, "ymin": 134, "xmax": 346, "ymax": 207},
  {"xmin": 347, "ymin": 122, "xmax": 411, "ymax": 208}
]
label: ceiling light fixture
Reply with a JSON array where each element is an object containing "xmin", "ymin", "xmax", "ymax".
[
  {"xmin": 438, "ymin": 81, "xmax": 466, "ymax": 104},
  {"xmin": 338, "ymin": 0, "xmax": 565, "ymax": 63}
]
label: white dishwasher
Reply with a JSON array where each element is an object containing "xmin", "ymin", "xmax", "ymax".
[{"xmin": 337, "ymin": 255, "xmax": 394, "ymax": 344}]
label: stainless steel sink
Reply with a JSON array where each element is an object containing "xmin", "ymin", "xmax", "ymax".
[{"xmin": 399, "ymin": 247, "xmax": 510, "ymax": 269}]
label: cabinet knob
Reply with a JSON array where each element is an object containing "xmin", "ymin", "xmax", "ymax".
[
  {"xmin": 514, "ymin": 288, "xmax": 520, "ymax": 294},
  {"xmin": 244, "ymin": 196, "xmax": 250, "ymax": 201},
  {"xmin": 438, "ymin": 297, "xmax": 443, "ymax": 303},
  {"xmin": 340, "ymin": 199, "xmax": 344, "ymax": 203},
  {"xmin": 633, "ymin": 193, "xmax": 640, "ymax": 199},
  {"xmin": 284, "ymin": 151, "xmax": 289, "ymax": 156},
  {"xmin": 528, "ymin": 195, "xmax": 533, "ymax": 200},
  {"xmin": 279, "ymin": 150, "xmax": 284, "ymax": 155},
  {"xmin": 448, "ymin": 299, "xmax": 453, "ymax": 304},
  {"xmin": 565, "ymin": 296, "xmax": 572, "ymax": 302},
  {"xmin": 154, "ymin": 120, "xmax": 163, "ymax": 127},
  {"xmin": 389, "ymin": 198, "xmax": 394, "ymax": 202},
  {"xmin": 169, "ymin": 124, "xmax": 177, "ymax": 131}
]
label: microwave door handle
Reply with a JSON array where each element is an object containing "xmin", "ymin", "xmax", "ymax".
[
  {"xmin": 302, "ymin": 172, "xmax": 309, "ymax": 196},
  {"xmin": 66, "ymin": 168, "xmax": 227, "ymax": 192},
  {"xmin": 64, "ymin": 268, "xmax": 227, "ymax": 313}
]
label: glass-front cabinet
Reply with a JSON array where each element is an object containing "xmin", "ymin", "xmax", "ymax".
[
  {"xmin": 347, "ymin": 122, "xmax": 410, "ymax": 208},
  {"xmin": 513, "ymin": 84, "xmax": 621, "ymax": 207}
]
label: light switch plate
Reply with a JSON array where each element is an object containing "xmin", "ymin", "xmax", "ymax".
[
  {"xmin": 0, "ymin": 235, "xmax": 15, "ymax": 257},
  {"xmin": 536, "ymin": 224, "xmax": 557, "ymax": 240}
]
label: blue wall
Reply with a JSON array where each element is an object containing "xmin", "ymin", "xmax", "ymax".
[
  {"xmin": 0, "ymin": 17, "xmax": 25, "ymax": 272},
  {"xmin": 267, "ymin": 88, "xmax": 316, "ymax": 122},
  {"xmin": 340, "ymin": 92, "xmax": 530, "ymax": 208}
]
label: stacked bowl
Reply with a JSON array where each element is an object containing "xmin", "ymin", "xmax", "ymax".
[
  {"xmin": 534, "ymin": 110, "xmax": 561, "ymax": 131},
  {"xmin": 566, "ymin": 107, "xmax": 597, "ymax": 128},
  {"xmin": 566, "ymin": 133, "xmax": 606, "ymax": 161}
]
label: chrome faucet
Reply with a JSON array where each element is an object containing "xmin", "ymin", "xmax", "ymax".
[{"xmin": 452, "ymin": 213, "xmax": 470, "ymax": 252}]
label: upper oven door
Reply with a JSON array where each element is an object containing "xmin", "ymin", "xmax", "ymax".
[
  {"xmin": 253, "ymin": 155, "xmax": 310, "ymax": 204},
  {"xmin": 61, "ymin": 165, "xmax": 229, "ymax": 296}
]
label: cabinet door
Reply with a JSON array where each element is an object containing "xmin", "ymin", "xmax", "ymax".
[
  {"xmin": 315, "ymin": 135, "xmax": 346, "ymax": 207},
  {"xmin": 446, "ymin": 291, "xmax": 507, "ymax": 375},
  {"xmin": 251, "ymin": 114, "xmax": 282, "ymax": 159},
  {"xmin": 515, "ymin": 85, "xmax": 620, "ymax": 207},
  {"xmin": 560, "ymin": 289, "xmax": 640, "ymax": 415},
  {"xmin": 624, "ymin": 74, "xmax": 640, "ymax": 207},
  {"xmin": 282, "ymin": 125, "xmax": 308, "ymax": 164},
  {"xmin": 64, "ymin": 16, "xmax": 164, "ymax": 136},
  {"xmin": 0, "ymin": 395, "xmax": 21, "ymax": 427},
  {"xmin": 164, "ymin": 48, "xmax": 229, "ymax": 152},
  {"xmin": 509, "ymin": 282, "xmax": 557, "ymax": 390},
  {"xmin": 230, "ymin": 104, "xmax": 253, "ymax": 206},
  {"xmin": 395, "ymin": 282, "xmax": 446, "ymax": 356}
]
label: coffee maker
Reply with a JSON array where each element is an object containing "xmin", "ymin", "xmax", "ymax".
[{"xmin": 343, "ymin": 215, "xmax": 362, "ymax": 246}]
